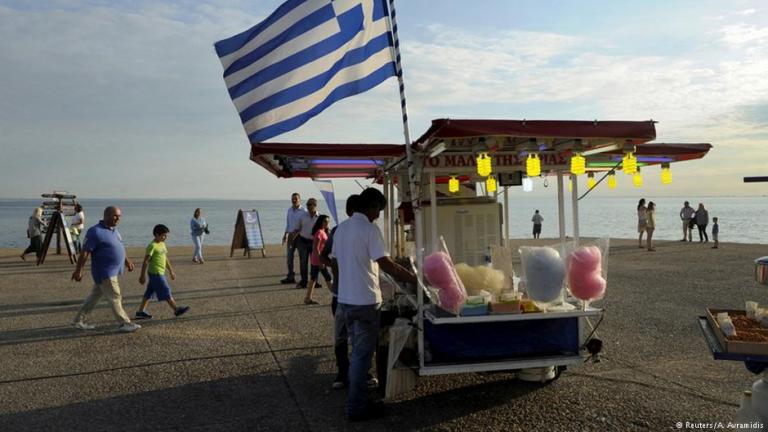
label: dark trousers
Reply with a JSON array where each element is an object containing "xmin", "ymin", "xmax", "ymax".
[
  {"xmin": 331, "ymin": 297, "xmax": 350, "ymax": 380},
  {"xmin": 23, "ymin": 235, "xmax": 42, "ymax": 259},
  {"xmin": 698, "ymin": 224, "xmax": 709, "ymax": 242},
  {"xmin": 285, "ymin": 237, "xmax": 298, "ymax": 278},
  {"xmin": 337, "ymin": 303, "xmax": 380, "ymax": 416},
  {"xmin": 297, "ymin": 237, "xmax": 312, "ymax": 286}
]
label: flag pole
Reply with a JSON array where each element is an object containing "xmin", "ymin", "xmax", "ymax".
[{"xmin": 386, "ymin": 0, "xmax": 424, "ymax": 270}]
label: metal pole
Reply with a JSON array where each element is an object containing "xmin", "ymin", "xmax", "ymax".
[
  {"xmin": 503, "ymin": 186, "xmax": 510, "ymax": 246},
  {"xmin": 571, "ymin": 174, "xmax": 580, "ymax": 245},
  {"xmin": 383, "ymin": 175, "xmax": 391, "ymax": 251},
  {"xmin": 386, "ymin": 0, "xmax": 422, "ymax": 267},
  {"xmin": 430, "ymin": 172, "xmax": 438, "ymax": 253},
  {"xmin": 557, "ymin": 171, "xmax": 566, "ymax": 243},
  {"xmin": 386, "ymin": 0, "xmax": 426, "ymax": 370}
]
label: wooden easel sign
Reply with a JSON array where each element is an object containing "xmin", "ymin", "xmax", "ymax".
[
  {"xmin": 230, "ymin": 209, "xmax": 266, "ymax": 258},
  {"xmin": 38, "ymin": 211, "xmax": 77, "ymax": 265}
]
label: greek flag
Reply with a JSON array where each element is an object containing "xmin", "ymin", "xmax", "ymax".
[{"xmin": 215, "ymin": 0, "xmax": 396, "ymax": 143}]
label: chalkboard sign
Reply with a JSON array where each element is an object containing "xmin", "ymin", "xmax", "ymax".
[
  {"xmin": 230, "ymin": 209, "xmax": 266, "ymax": 258},
  {"xmin": 38, "ymin": 211, "xmax": 77, "ymax": 265}
]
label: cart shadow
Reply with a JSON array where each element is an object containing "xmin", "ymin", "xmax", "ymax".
[{"xmin": 387, "ymin": 375, "xmax": 545, "ymax": 427}]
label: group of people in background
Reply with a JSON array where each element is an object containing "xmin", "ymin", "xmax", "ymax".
[
  {"xmin": 281, "ymin": 190, "xmax": 417, "ymax": 421},
  {"xmin": 637, "ymin": 199, "xmax": 719, "ymax": 251}
]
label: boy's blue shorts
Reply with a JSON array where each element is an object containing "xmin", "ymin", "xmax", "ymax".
[{"xmin": 144, "ymin": 274, "xmax": 172, "ymax": 301}]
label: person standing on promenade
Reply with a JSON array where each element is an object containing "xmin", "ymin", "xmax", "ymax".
[
  {"xmin": 711, "ymin": 217, "xmax": 719, "ymax": 249},
  {"xmin": 281, "ymin": 193, "xmax": 304, "ymax": 284},
  {"xmin": 531, "ymin": 210, "xmax": 543, "ymax": 239},
  {"xmin": 679, "ymin": 201, "xmax": 695, "ymax": 242},
  {"xmin": 70, "ymin": 203, "xmax": 86, "ymax": 253},
  {"xmin": 304, "ymin": 214, "xmax": 333, "ymax": 305},
  {"xmin": 20, "ymin": 207, "xmax": 46, "ymax": 261},
  {"xmin": 646, "ymin": 201, "xmax": 656, "ymax": 251},
  {"xmin": 190, "ymin": 208, "xmax": 207, "ymax": 264},
  {"xmin": 695, "ymin": 203, "xmax": 709, "ymax": 242},
  {"xmin": 333, "ymin": 188, "xmax": 416, "ymax": 421},
  {"xmin": 71, "ymin": 206, "xmax": 140, "ymax": 333},
  {"xmin": 293, "ymin": 197, "xmax": 319, "ymax": 289},
  {"xmin": 135, "ymin": 224, "xmax": 190, "ymax": 319},
  {"xmin": 637, "ymin": 198, "xmax": 647, "ymax": 249}
]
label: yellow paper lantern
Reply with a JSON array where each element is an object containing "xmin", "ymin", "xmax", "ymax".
[
  {"xmin": 633, "ymin": 169, "xmax": 643, "ymax": 187},
  {"xmin": 661, "ymin": 163, "xmax": 672, "ymax": 184},
  {"xmin": 587, "ymin": 172, "xmax": 596, "ymax": 189},
  {"xmin": 486, "ymin": 176, "xmax": 497, "ymax": 193},
  {"xmin": 623, "ymin": 151, "xmax": 637, "ymax": 175},
  {"xmin": 476, "ymin": 152, "xmax": 492, "ymax": 177},
  {"xmin": 607, "ymin": 172, "xmax": 617, "ymax": 189},
  {"xmin": 526, "ymin": 153, "xmax": 541, "ymax": 177},
  {"xmin": 570, "ymin": 153, "xmax": 585, "ymax": 176},
  {"xmin": 448, "ymin": 176, "xmax": 459, "ymax": 193}
]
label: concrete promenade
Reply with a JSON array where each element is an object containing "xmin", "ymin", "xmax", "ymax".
[{"xmin": 0, "ymin": 239, "xmax": 764, "ymax": 431}]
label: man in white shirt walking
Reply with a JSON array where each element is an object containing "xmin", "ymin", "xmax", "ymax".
[
  {"xmin": 332, "ymin": 188, "xmax": 416, "ymax": 421},
  {"xmin": 281, "ymin": 193, "xmax": 305, "ymax": 284}
]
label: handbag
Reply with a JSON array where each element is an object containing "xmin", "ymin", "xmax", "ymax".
[{"xmin": 203, "ymin": 226, "xmax": 210, "ymax": 235}]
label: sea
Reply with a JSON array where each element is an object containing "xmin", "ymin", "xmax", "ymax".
[{"xmin": 1, "ymin": 197, "xmax": 766, "ymax": 248}]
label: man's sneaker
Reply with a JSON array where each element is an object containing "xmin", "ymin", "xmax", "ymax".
[
  {"xmin": 174, "ymin": 306, "xmax": 191, "ymax": 317},
  {"xmin": 280, "ymin": 277, "xmax": 296, "ymax": 284},
  {"xmin": 366, "ymin": 376, "xmax": 379, "ymax": 389},
  {"xmin": 118, "ymin": 323, "xmax": 141, "ymax": 333},
  {"xmin": 332, "ymin": 374, "xmax": 348, "ymax": 389},
  {"xmin": 134, "ymin": 311, "xmax": 153, "ymax": 320},
  {"xmin": 73, "ymin": 321, "xmax": 96, "ymax": 330}
]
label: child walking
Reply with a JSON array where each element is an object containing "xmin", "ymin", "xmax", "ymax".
[
  {"xmin": 305, "ymin": 215, "xmax": 333, "ymax": 305},
  {"xmin": 135, "ymin": 224, "xmax": 190, "ymax": 319},
  {"xmin": 711, "ymin": 217, "xmax": 719, "ymax": 249}
]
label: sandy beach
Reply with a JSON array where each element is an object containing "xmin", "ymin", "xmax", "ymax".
[{"xmin": 0, "ymin": 238, "xmax": 764, "ymax": 431}]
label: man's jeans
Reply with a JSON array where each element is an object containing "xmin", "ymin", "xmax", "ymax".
[
  {"xmin": 285, "ymin": 237, "xmax": 298, "ymax": 278},
  {"xmin": 297, "ymin": 237, "xmax": 312, "ymax": 286},
  {"xmin": 337, "ymin": 303, "xmax": 380, "ymax": 416}
]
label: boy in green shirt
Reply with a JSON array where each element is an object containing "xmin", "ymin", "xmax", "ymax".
[{"xmin": 135, "ymin": 224, "xmax": 189, "ymax": 319}]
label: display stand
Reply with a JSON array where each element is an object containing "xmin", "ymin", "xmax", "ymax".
[
  {"xmin": 41, "ymin": 192, "xmax": 77, "ymax": 255},
  {"xmin": 230, "ymin": 209, "xmax": 266, "ymax": 258},
  {"xmin": 38, "ymin": 211, "xmax": 77, "ymax": 265}
]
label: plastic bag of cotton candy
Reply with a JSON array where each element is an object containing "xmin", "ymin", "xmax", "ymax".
[
  {"xmin": 563, "ymin": 238, "xmax": 610, "ymax": 305},
  {"xmin": 519, "ymin": 246, "xmax": 566, "ymax": 309},
  {"xmin": 422, "ymin": 251, "xmax": 468, "ymax": 315},
  {"xmin": 454, "ymin": 263, "xmax": 505, "ymax": 297}
]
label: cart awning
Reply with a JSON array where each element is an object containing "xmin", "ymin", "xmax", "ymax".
[
  {"xmin": 415, "ymin": 118, "xmax": 658, "ymax": 149},
  {"xmin": 249, "ymin": 143, "xmax": 405, "ymax": 178}
]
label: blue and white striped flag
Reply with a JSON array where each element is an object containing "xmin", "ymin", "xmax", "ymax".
[{"xmin": 215, "ymin": 0, "xmax": 396, "ymax": 143}]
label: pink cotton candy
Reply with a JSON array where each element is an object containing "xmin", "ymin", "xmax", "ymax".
[
  {"xmin": 568, "ymin": 246, "xmax": 606, "ymax": 301},
  {"xmin": 423, "ymin": 251, "xmax": 468, "ymax": 314}
]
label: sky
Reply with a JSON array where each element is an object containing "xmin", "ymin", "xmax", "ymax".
[{"xmin": 1, "ymin": 0, "xmax": 767, "ymax": 201}]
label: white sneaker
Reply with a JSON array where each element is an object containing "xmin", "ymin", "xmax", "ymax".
[
  {"xmin": 118, "ymin": 322, "xmax": 141, "ymax": 333},
  {"xmin": 73, "ymin": 321, "xmax": 96, "ymax": 330}
]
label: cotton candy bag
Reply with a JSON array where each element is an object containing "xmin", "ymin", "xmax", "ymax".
[
  {"xmin": 567, "ymin": 245, "xmax": 606, "ymax": 302},
  {"xmin": 519, "ymin": 246, "xmax": 566, "ymax": 309},
  {"xmin": 423, "ymin": 251, "xmax": 468, "ymax": 315}
]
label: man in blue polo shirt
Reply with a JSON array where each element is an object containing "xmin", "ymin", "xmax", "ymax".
[{"xmin": 71, "ymin": 206, "xmax": 141, "ymax": 333}]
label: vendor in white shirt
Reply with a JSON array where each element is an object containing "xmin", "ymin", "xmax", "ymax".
[
  {"xmin": 332, "ymin": 188, "xmax": 416, "ymax": 421},
  {"xmin": 70, "ymin": 203, "xmax": 86, "ymax": 253},
  {"xmin": 292, "ymin": 197, "xmax": 319, "ymax": 289}
]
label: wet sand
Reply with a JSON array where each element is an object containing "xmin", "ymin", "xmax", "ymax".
[{"xmin": 0, "ymin": 238, "xmax": 765, "ymax": 431}]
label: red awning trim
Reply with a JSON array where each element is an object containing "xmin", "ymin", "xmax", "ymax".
[{"xmin": 415, "ymin": 118, "xmax": 658, "ymax": 146}]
